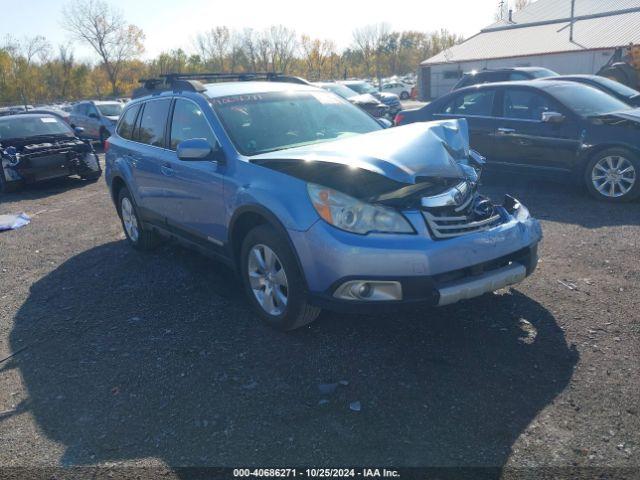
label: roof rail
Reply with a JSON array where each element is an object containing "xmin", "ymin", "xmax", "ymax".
[{"xmin": 132, "ymin": 72, "xmax": 312, "ymax": 99}]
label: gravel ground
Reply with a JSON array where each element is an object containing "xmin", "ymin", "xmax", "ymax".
[{"xmin": 0, "ymin": 156, "xmax": 638, "ymax": 479}]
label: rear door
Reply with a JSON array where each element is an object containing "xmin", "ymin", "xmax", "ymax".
[
  {"xmin": 491, "ymin": 86, "xmax": 581, "ymax": 172},
  {"xmin": 128, "ymin": 98, "xmax": 174, "ymax": 222},
  {"xmin": 433, "ymin": 87, "xmax": 501, "ymax": 161}
]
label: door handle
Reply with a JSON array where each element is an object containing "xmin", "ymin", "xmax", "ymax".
[
  {"xmin": 497, "ymin": 127, "xmax": 516, "ymax": 135},
  {"xmin": 161, "ymin": 164, "xmax": 174, "ymax": 177}
]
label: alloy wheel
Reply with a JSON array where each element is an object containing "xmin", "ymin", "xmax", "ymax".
[
  {"xmin": 247, "ymin": 244, "xmax": 289, "ymax": 316},
  {"xmin": 121, "ymin": 197, "xmax": 139, "ymax": 242},
  {"xmin": 591, "ymin": 155, "xmax": 636, "ymax": 198}
]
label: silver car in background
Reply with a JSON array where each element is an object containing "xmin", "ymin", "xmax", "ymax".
[{"xmin": 69, "ymin": 100, "xmax": 123, "ymax": 143}]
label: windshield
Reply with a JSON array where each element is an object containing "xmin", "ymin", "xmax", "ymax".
[
  {"xmin": 96, "ymin": 103, "xmax": 123, "ymax": 117},
  {"xmin": 545, "ymin": 83, "xmax": 632, "ymax": 116},
  {"xmin": 318, "ymin": 83, "xmax": 359, "ymax": 99},
  {"xmin": 590, "ymin": 76, "xmax": 640, "ymax": 98},
  {"xmin": 0, "ymin": 116, "xmax": 73, "ymax": 140},
  {"xmin": 211, "ymin": 90, "xmax": 382, "ymax": 155},
  {"xmin": 530, "ymin": 68, "xmax": 559, "ymax": 78},
  {"xmin": 345, "ymin": 82, "xmax": 378, "ymax": 95}
]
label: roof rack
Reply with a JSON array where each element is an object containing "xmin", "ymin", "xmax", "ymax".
[{"xmin": 132, "ymin": 72, "xmax": 311, "ymax": 99}]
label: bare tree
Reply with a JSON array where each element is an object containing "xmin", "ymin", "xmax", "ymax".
[
  {"xmin": 352, "ymin": 23, "xmax": 390, "ymax": 80},
  {"xmin": 300, "ymin": 36, "xmax": 335, "ymax": 80},
  {"xmin": 23, "ymin": 36, "xmax": 51, "ymax": 65},
  {"xmin": 266, "ymin": 25, "xmax": 297, "ymax": 73},
  {"xmin": 62, "ymin": 0, "xmax": 144, "ymax": 96},
  {"xmin": 195, "ymin": 26, "xmax": 230, "ymax": 70},
  {"xmin": 58, "ymin": 44, "xmax": 75, "ymax": 98}
]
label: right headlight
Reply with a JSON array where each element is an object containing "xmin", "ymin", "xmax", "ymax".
[{"xmin": 307, "ymin": 183, "xmax": 414, "ymax": 235}]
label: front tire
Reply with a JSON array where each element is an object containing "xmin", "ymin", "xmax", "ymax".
[
  {"xmin": 584, "ymin": 148, "xmax": 640, "ymax": 202},
  {"xmin": 99, "ymin": 129, "xmax": 110, "ymax": 148},
  {"xmin": 117, "ymin": 187, "xmax": 158, "ymax": 250},
  {"xmin": 240, "ymin": 225, "xmax": 321, "ymax": 331},
  {"xmin": 0, "ymin": 170, "xmax": 22, "ymax": 193}
]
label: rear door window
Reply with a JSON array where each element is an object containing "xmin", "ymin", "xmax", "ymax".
[
  {"xmin": 137, "ymin": 99, "xmax": 171, "ymax": 147},
  {"xmin": 443, "ymin": 90, "xmax": 496, "ymax": 116},
  {"xmin": 117, "ymin": 104, "xmax": 140, "ymax": 140}
]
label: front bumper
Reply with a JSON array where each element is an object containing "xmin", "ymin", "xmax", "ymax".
[
  {"xmin": 288, "ymin": 209, "xmax": 541, "ymax": 313},
  {"xmin": 1, "ymin": 149, "xmax": 101, "ymax": 185}
]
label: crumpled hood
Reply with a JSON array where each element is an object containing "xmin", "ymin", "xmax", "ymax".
[{"xmin": 250, "ymin": 119, "xmax": 471, "ymax": 185}]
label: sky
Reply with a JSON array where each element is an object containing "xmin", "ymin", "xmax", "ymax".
[{"xmin": 2, "ymin": 0, "xmax": 501, "ymax": 62}]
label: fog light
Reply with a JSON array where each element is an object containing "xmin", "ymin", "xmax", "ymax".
[
  {"xmin": 334, "ymin": 280, "xmax": 402, "ymax": 301},
  {"xmin": 351, "ymin": 282, "xmax": 373, "ymax": 298}
]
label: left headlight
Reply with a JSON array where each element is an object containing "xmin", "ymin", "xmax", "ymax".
[{"xmin": 307, "ymin": 183, "xmax": 414, "ymax": 234}]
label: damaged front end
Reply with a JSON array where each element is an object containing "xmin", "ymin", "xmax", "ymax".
[
  {"xmin": 251, "ymin": 119, "xmax": 523, "ymax": 240},
  {"xmin": 0, "ymin": 137, "xmax": 101, "ymax": 190}
]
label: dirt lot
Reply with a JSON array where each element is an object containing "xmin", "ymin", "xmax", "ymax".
[{"xmin": 0, "ymin": 156, "xmax": 638, "ymax": 478}]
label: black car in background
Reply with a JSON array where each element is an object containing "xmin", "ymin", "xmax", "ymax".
[
  {"xmin": 313, "ymin": 82, "xmax": 389, "ymax": 118},
  {"xmin": 396, "ymin": 80, "xmax": 640, "ymax": 202},
  {"xmin": 23, "ymin": 106, "xmax": 72, "ymax": 124},
  {"xmin": 452, "ymin": 67, "xmax": 559, "ymax": 91},
  {"xmin": 0, "ymin": 114, "xmax": 102, "ymax": 193},
  {"xmin": 542, "ymin": 75, "xmax": 640, "ymax": 107}
]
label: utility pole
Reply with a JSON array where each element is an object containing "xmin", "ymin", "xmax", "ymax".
[
  {"xmin": 569, "ymin": 0, "xmax": 576, "ymax": 42},
  {"xmin": 498, "ymin": 0, "xmax": 506, "ymax": 19}
]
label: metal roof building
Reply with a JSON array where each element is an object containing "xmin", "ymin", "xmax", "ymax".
[{"xmin": 418, "ymin": 0, "xmax": 640, "ymax": 99}]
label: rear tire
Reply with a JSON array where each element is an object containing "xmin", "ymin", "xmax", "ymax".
[
  {"xmin": 400, "ymin": 91, "xmax": 410, "ymax": 100},
  {"xmin": 117, "ymin": 187, "xmax": 158, "ymax": 250},
  {"xmin": 584, "ymin": 148, "xmax": 640, "ymax": 202},
  {"xmin": 240, "ymin": 224, "xmax": 321, "ymax": 331}
]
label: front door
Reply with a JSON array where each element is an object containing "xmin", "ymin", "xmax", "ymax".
[
  {"xmin": 163, "ymin": 98, "xmax": 227, "ymax": 246},
  {"xmin": 492, "ymin": 87, "xmax": 581, "ymax": 172}
]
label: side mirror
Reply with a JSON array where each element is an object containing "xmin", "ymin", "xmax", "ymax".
[
  {"xmin": 177, "ymin": 138, "xmax": 216, "ymax": 161},
  {"xmin": 378, "ymin": 118, "xmax": 393, "ymax": 129},
  {"xmin": 88, "ymin": 113, "xmax": 99, "ymax": 119},
  {"xmin": 73, "ymin": 126, "xmax": 85, "ymax": 136},
  {"xmin": 541, "ymin": 111, "xmax": 565, "ymax": 123}
]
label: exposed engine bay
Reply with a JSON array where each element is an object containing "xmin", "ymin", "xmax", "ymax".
[{"xmin": 0, "ymin": 136, "xmax": 101, "ymax": 188}]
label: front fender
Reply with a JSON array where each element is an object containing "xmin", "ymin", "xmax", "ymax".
[{"xmin": 226, "ymin": 161, "xmax": 320, "ymax": 233}]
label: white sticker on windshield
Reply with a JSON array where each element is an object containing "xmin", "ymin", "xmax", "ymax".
[{"xmin": 40, "ymin": 117, "xmax": 57, "ymax": 123}]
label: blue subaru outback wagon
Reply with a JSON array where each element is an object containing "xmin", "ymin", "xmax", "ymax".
[{"xmin": 105, "ymin": 73, "xmax": 542, "ymax": 330}]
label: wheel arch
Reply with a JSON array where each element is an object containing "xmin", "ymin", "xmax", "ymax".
[
  {"xmin": 110, "ymin": 175, "xmax": 128, "ymax": 213},
  {"xmin": 578, "ymin": 143, "xmax": 640, "ymax": 176},
  {"xmin": 228, "ymin": 205, "xmax": 309, "ymax": 291}
]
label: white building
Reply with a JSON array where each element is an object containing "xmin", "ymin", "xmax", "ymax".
[{"xmin": 418, "ymin": 0, "xmax": 640, "ymax": 99}]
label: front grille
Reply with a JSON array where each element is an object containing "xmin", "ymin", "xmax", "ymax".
[{"xmin": 422, "ymin": 208, "xmax": 502, "ymax": 240}]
